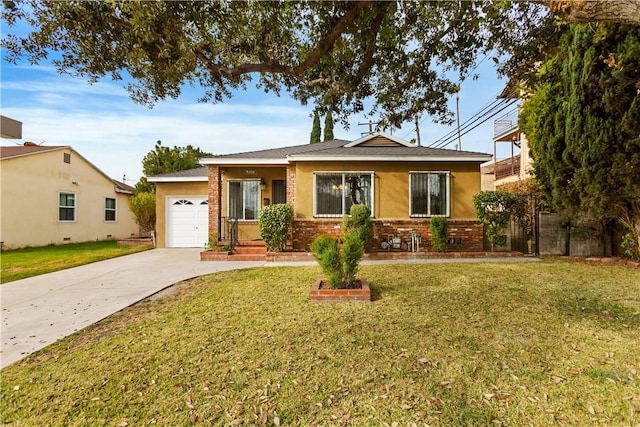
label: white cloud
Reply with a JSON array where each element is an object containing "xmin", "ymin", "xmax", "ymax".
[{"xmin": 2, "ymin": 55, "xmax": 513, "ymax": 186}]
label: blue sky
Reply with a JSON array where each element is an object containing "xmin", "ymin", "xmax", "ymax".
[{"xmin": 1, "ymin": 40, "xmax": 513, "ymax": 185}]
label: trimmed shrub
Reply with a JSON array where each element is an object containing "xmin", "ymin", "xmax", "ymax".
[
  {"xmin": 258, "ymin": 204, "xmax": 294, "ymax": 252},
  {"xmin": 310, "ymin": 235, "xmax": 343, "ymax": 287},
  {"xmin": 342, "ymin": 204, "xmax": 374, "ymax": 251},
  {"xmin": 310, "ymin": 231, "xmax": 364, "ymax": 289},
  {"xmin": 430, "ymin": 217, "xmax": 448, "ymax": 252}
]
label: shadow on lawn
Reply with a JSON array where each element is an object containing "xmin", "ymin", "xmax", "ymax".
[{"xmin": 556, "ymin": 296, "xmax": 640, "ymax": 327}]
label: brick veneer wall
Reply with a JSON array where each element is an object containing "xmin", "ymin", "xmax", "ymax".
[
  {"xmin": 208, "ymin": 166, "xmax": 221, "ymax": 238},
  {"xmin": 286, "ymin": 164, "xmax": 296, "ymax": 207},
  {"xmin": 292, "ymin": 219, "xmax": 484, "ymax": 252}
]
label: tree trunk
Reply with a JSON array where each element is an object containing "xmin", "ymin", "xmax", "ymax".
[{"xmin": 547, "ymin": 0, "xmax": 640, "ymax": 25}]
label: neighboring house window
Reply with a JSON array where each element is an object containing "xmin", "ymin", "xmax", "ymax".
[
  {"xmin": 59, "ymin": 192, "xmax": 76, "ymax": 221},
  {"xmin": 228, "ymin": 180, "xmax": 260, "ymax": 220},
  {"xmin": 63, "ymin": 153, "xmax": 71, "ymax": 163},
  {"xmin": 272, "ymin": 180, "xmax": 287, "ymax": 204},
  {"xmin": 314, "ymin": 172, "xmax": 373, "ymax": 217},
  {"xmin": 409, "ymin": 172, "xmax": 450, "ymax": 217},
  {"xmin": 105, "ymin": 197, "xmax": 116, "ymax": 222}
]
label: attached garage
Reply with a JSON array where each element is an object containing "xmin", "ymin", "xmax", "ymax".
[
  {"xmin": 147, "ymin": 167, "xmax": 210, "ymax": 248},
  {"xmin": 167, "ymin": 197, "xmax": 209, "ymax": 248}
]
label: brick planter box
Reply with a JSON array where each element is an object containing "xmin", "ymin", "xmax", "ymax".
[
  {"xmin": 311, "ymin": 279, "xmax": 371, "ymax": 302},
  {"xmin": 200, "ymin": 250, "xmax": 230, "ymax": 261}
]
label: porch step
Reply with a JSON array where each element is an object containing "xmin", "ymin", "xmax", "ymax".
[
  {"xmin": 232, "ymin": 246, "xmax": 267, "ymax": 255},
  {"xmin": 230, "ymin": 241, "xmax": 267, "ymax": 259}
]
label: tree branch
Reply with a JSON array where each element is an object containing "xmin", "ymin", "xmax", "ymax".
[
  {"xmin": 195, "ymin": 1, "xmax": 373, "ymax": 79},
  {"xmin": 545, "ymin": 0, "xmax": 640, "ymax": 25},
  {"xmin": 353, "ymin": 2, "xmax": 392, "ymax": 85}
]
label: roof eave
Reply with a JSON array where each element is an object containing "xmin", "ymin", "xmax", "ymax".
[
  {"xmin": 199, "ymin": 158, "xmax": 289, "ymax": 165},
  {"xmin": 287, "ymin": 155, "xmax": 493, "ymax": 162},
  {"xmin": 147, "ymin": 176, "xmax": 209, "ymax": 183}
]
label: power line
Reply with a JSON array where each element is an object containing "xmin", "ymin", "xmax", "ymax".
[
  {"xmin": 427, "ymin": 87, "xmax": 517, "ymax": 148},
  {"xmin": 430, "ymin": 98, "xmax": 518, "ymax": 149}
]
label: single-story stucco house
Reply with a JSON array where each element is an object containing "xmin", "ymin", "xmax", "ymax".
[
  {"xmin": 0, "ymin": 144, "xmax": 139, "ymax": 249},
  {"xmin": 149, "ymin": 132, "xmax": 492, "ymax": 252}
]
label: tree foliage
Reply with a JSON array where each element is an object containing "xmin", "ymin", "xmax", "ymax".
[
  {"xmin": 473, "ymin": 191, "xmax": 518, "ymax": 249},
  {"xmin": 519, "ymin": 23, "xmax": 640, "ymax": 258},
  {"xmin": 309, "ymin": 111, "xmax": 321, "ymax": 144},
  {"xmin": 128, "ymin": 192, "xmax": 156, "ymax": 235},
  {"xmin": 323, "ymin": 111, "xmax": 334, "ymax": 141},
  {"xmin": 135, "ymin": 140, "xmax": 211, "ymax": 193},
  {"xmin": 2, "ymin": 0, "xmax": 563, "ymax": 127}
]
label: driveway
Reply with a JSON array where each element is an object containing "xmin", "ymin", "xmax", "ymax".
[{"xmin": 1, "ymin": 249, "xmax": 264, "ymax": 369}]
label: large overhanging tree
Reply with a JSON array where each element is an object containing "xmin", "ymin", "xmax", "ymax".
[
  {"xmin": 519, "ymin": 23, "xmax": 640, "ymax": 258},
  {"xmin": 3, "ymin": 1, "xmax": 639, "ymax": 127},
  {"xmin": 0, "ymin": 1, "xmax": 556, "ymax": 127},
  {"xmin": 4, "ymin": 1, "xmax": 639, "ymax": 127}
]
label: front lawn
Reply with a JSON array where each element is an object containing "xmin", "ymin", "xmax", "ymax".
[
  {"xmin": 0, "ymin": 240, "xmax": 152, "ymax": 283},
  {"xmin": 1, "ymin": 260, "xmax": 638, "ymax": 425}
]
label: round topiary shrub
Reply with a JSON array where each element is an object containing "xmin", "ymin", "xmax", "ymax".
[{"xmin": 258, "ymin": 204, "xmax": 294, "ymax": 252}]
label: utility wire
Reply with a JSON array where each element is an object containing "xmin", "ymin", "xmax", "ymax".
[
  {"xmin": 428, "ymin": 95, "xmax": 516, "ymax": 148},
  {"xmin": 429, "ymin": 99, "xmax": 518, "ymax": 149},
  {"xmin": 428, "ymin": 89, "xmax": 517, "ymax": 148}
]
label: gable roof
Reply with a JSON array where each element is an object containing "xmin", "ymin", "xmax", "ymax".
[
  {"xmin": 113, "ymin": 179, "xmax": 135, "ymax": 195},
  {"xmin": 1, "ymin": 145, "xmax": 134, "ymax": 195},
  {"xmin": 199, "ymin": 132, "xmax": 491, "ymax": 165},
  {"xmin": 1, "ymin": 145, "xmax": 68, "ymax": 159}
]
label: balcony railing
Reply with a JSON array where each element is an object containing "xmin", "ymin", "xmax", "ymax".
[
  {"xmin": 494, "ymin": 108, "xmax": 519, "ymax": 139},
  {"xmin": 482, "ymin": 155, "xmax": 521, "ymax": 180},
  {"xmin": 495, "ymin": 155, "xmax": 521, "ymax": 180}
]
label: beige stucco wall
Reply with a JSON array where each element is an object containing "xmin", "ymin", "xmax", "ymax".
[
  {"xmin": 0, "ymin": 148, "xmax": 139, "ymax": 249},
  {"xmin": 294, "ymin": 161, "xmax": 482, "ymax": 220},
  {"xmin": 154, "ymin": 181, "xmax": 208, "ymax": 248}
]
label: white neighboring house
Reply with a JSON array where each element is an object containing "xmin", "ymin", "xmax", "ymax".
[{"xmin": 0, "ymin": 144, "xmax": 139, "ymax": 249}]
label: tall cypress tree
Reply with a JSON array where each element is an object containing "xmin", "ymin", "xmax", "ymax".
[
  {"xmin": 520, "ymin": 23, "xmax": 640, "ymax": 257},
  {"xmin": 323, "ymin": 111, "xmax": 334, "ymax": 141},
  {"xmin": 310, "ymin": 111, "xmax": 321, "ymax": 143}
]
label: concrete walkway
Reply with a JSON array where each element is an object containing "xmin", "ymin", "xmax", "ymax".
[
  {"xmin": 1, "ymin": 250, "xmax": 539, "ymax": 369},
  {"xmin": 1, "ymin": 249, "xmax": 264, "ymax": 369}
]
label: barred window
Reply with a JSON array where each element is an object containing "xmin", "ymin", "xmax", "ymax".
[
  {"xmin": 314, "ymin": 172, "xmax": 373, "ymax": 217},
  {"xmin": 409, "ymin": 172, "xmax": 450, "ymax": 217}
]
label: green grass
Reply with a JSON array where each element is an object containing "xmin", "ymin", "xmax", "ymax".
[
  {"xmin": 0, "ymin": 240, "xmax": 152, "ymax": 283},
  {"xmin": 1, "ymin": 260, "xmax": 639, "ymax": 426}
]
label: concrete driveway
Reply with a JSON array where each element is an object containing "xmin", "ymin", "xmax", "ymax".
[{"xmin": 1, "ymin": 249, "xmax": 264, "ymax": 369}]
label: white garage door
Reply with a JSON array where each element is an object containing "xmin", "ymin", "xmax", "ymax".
[{"xmin": 167, "ymin": 197, "xmax": 209, "ymax": 248}]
